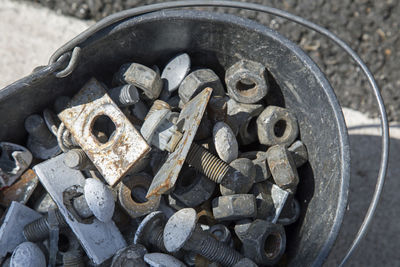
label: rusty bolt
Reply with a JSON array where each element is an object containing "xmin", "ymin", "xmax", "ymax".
[
  {"xmin": 10, "ymin": 242, "xmax": 46, "ymax": 267},
  {"xmin": 178, "ymin": 69, "xmax": 225, "ymax": 104},
  {"xmin": 267, "ymin": 144, "xmax": 299, "ymax": 192},
  {"xmin": 226, "ymin": 99, "xmax": 264, "ymax": 144},
  {"xmin": 219, "ymin": 158, "xmax": 255, "ymax": 195},
  {"xmin": 163, "ymin": 208, "xmax": 244, "ymax": 266},
  {"xmin": 23, "ymin": 209, "xmax": 68, "ymax": 242},
  {"xmin": 212, "ymin": 194, "xmax": 256, "ymax": 221},
  {"xmin": 114, "ymin": 63, "xmax": 162, "ymax": 100},
  {"xmin": 134, "ymin": 211, "xmax": 168, "ymax": 252},
  {"xmin": 288, "ymin": 140, "xmax": 308, "ymax": 167},
  {"xmin": 256, "ymin": 105, "xmax": 299, "ymax": 146},
  {"xmin": 172, "ymin": 167, "xmax": 215, "ymax": 207},
  {"xmin": 118, "ymin": 173, "xmax": 161, "ymax": 218},
  {"xmin": 212, "ymin": 122, "xmax": 238, "ymax": 164},
  {"xmin": 225, "ymin": 60, "xmax": 268, "ymax": 104},
  {"xmin": 234, "ymin": 219, "xmax": 286, "ymax": 265},
  {"xmin": 111, "ymin": 244, "xmax": 148, "ymax": 267},
  {"xmin": 108, "ymin": 84, "xmax": 140, "ymax": 107}
]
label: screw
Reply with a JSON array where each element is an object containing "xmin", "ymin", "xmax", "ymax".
[
  {"xmin": 23, "ymin": 209, "xmax": 68, "ymax": 242},
  {"xmin": 108, "ymin": 84, "xmax": 140, "ymax": 107},
  {"xmin": 134, "ymin": 211, "xmax": 167, "ymax": 252},
  {"xmin": 163, "ymin": 208, "xmax": 244, "ymax": 266}
]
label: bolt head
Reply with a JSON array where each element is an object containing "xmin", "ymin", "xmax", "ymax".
[
  {"xmin": 84, "ymin": 178, "xmax": 115, "ymax": 222},
  {"xmin": 134, "ymin": 211, "xmax": 165, "ymax": 246},
  {"xmin": 161, "ymin": 53, "xmax": 191, "ymax": 93},
  {"xmin": 164, "ymin": 208, "xmax": 197, "ymax": 252},
  {"xmin": 144, "ymin": 252, "xmax": 186, "ymax": 267},
  {"xmin": 10, "ymin": 242, "xmax": 46, "ymax": 267}
]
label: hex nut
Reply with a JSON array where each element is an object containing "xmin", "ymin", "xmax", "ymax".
[
  {"xmin": 225, "ymin": 60, "xmax": 268, "ymax": 104},
  {"xmin": 114, "ymin": 63, "xmax": 162, "ymax": 99},
  {"xmin": 266, "ymin": 145, "xmax": 299, "ymax": 192},
  {"xmin": 168, "ymin": 194, "xmax": 187, "ymax": 211},
  {"xmin": 256, "ymin": 105, "xmax": 299, "ymax": 146},
  {"xmin": 226, "ymin": 98, "xmax": 264, "ymax": 140},
  {"xmin": 212, "ymin": 122, "xmax": 238, "ymax": 164},
  {"xmin": 111, "ymin": 244, "xmax": 148, "ymax": 267},
  {"xmin": 118, "ymin": 173, "xmax": 161, "ymax": 218},
  {"xmin": 250, "ymin": 182, "xmax": 274, "ymax": 220},
  {"xmin": 235, "ymin": 219, "xmax": 286, "ymax": 265},
  {"xmin": 172, "ymin": 167, "xmax": 215, "ymax": 207},
  {"xmin": 288, "ymin": 140, "xmax": 308, "ymax": 167},
  {"xmin": 240, "ymin": 151, "xmax": 271, "ymax": 183},
  {"xmin": 212, "ymin": 194, "xmax": 256, "ymax": 221},
  {"xmin": 209, "ymin": 224, "xmax": 232, "ymax": 245},
  {"xmin": 178, "ymin": 69, "xmax": 225, "ymax": 104},
  {"xmin": 220, "ymin": 158, "xmax": 255, "ymax": 195},
  {"xmin": 207, "ymin": 96, "xmax": 229, "ymax": 123}
]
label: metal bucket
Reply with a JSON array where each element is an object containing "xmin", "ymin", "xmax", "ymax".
[{"xmin": 0, "ymin": 2, "xmax": 388, "ymax": 266}]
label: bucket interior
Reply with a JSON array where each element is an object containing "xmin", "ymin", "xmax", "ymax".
[{"xmin": 0, "ymin": 10, "xmax": 350, "ymax": 266}]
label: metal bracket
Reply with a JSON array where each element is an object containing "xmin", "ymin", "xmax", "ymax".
[
  {"xmin": 33, "ymin": 154, "xmax": 127, "ymax": 264},
  {"xmin": 58, "ymin": 78, "xmax": 150, "ymax": 186},
  {"xmin": 146, "ymin": 88, "xmax": 212, "ymax": 198}
]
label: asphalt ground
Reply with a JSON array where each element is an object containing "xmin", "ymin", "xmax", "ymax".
[{"xmin": 1, "ymin": 0, "xmax": 399, "ymax": 266}]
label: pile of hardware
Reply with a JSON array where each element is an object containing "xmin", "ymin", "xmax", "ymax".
[{"xmin": 0, "ymin": 53, "xmax": 308, "ymax": 266}]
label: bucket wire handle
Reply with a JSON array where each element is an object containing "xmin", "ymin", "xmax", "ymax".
[{"xmin": 48, "ymin": 1, "xmax": 389, "ymax": 265}]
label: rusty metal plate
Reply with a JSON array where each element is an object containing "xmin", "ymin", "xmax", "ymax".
[
  {"xmin": 0, "ymin": 169, "xmax": 39, "ymax": 208},
  {"xmin": 146, "ymin": 88, "xmax": 212, "ymax": 198},
  {"xmin": 33, "ymin": 154, "xmax": 127, "ymax": 264},
  {"xmin": 58, "ymin": 78, "xmax": 150, "ymax": 186}
]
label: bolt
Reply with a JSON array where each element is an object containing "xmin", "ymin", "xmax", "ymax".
[
  {"xmin": 212, "ymin": 194, "xmax": 257, "ymax": 221},
  {"xmin": 164, "ymin": 208, "xmax": 243, "ymax": 266},
  {"xmin": 219, "ymin": 158, "xmax": 255, "ymax": 195},
  {"xmin": 161, "ymin": 53, "xmax": 191, "ymax": 93},
  {"xmin": 144, "ymin": 252, "xmax": 187, "ymax": 267},
  {"xmin": 63, "ymin": 249, "xmax": 85, "ymax": 267},
  {"xmin": 108, "ymin": 84, "xmax": 140, "ymax": 107},
  {"xmin": 23, "ymin": 209, "xmax": 67, "ymax": 241},
  {"xmin": 63, "ymin": 149, "xmax": 92, "ymax": 170},
  {"xmin": 212, "ymin": 122, "xmax": 238, "ymax": 164},
  {"xmin": 10, "ymin": 242, "xmax": 46, "ymax": 267},
  {"xmin": 111, "ymin": 244, "xmax": 148, "ymax": 267},
  {"xmin": 134, "ymin": 211, "xmax": 168, "ymax": 252}
]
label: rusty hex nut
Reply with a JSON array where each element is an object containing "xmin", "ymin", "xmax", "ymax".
[
  {"xmin": 172, "ymin": 167, "xmax": 216, "ymax": 207},
  {"xmin": 266, "ymin": 145, "xmax": 299, "ymax": 192},
  {"xmin": 225, "ymin": 60, "xmax": 268, "ymax": 104},
  {"xmin": 256, "ymin": 105, "xmax": 299, "ymax": 146},
  {"xmin": 118, "ymin": 173, "xmax": 161, "ymax": 218},
  {"xmin": 212, "ymin": 194, "xmax": 256, "ymax": 221},
  {"xmin": 114, "ymin": 63, "xmax": 162, "ymax": 100},
  {"xmin": 235, "ymin": 219, "xmax": 286, "ymax": 265},
  {"xmin": 178, "ymin": 69, "xmax": 225, "ymax": 104}
]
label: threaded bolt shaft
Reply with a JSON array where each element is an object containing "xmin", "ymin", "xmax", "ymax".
[
  {"xmin": 148, "ymin": 225, "xmax": 167, "ymax": 252},
  {"xmin": 23, "ymin": 209, "xmax": 68, "ymax": 242},
  {"xmin": 109, "ymin": 84, "xmax": 139, "ymax": 107},
  {"xmin": 186, "ymin": 143, "xmax": 230, "ymax": 184},
  {"xmin": 187, "ymin": 229, "xmax": 243, "ymax": 266},
  {"xmin": 64, "ymin": 149, "xmax": 91, "ymax": 170},
  {"xmin": 63, "ymin": 249, "xmax": 85, "ymax": 267},
  {"xmin": 145, "ymin": 100, "xmax": 171, "ymax": 121}
]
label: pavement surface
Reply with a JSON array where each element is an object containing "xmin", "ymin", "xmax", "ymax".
[{"xmin": 0, "ymin": 0, "xmax": 398, "ymax": 266}]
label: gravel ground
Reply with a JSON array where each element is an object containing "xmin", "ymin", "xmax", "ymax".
[{"xmin": 22, "ymin": 0, "xmax": 400, "ymax": 121}]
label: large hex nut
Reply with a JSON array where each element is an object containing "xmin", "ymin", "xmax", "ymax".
[
  {"xmin": 225, "ymin": 60, "xmax": 268, "ymax": 104},
  {"xmin": 114, "ymin": 63, "xmax": 162, "ymax": 100},
  {"xmin": 172, "ymin": 167, "xmax": 215, "ymax": 207},
  {"xmin": 118, "ymin": 173, "xmax": 161, "ymax": 218},
  {"xmin": 219, "ymin": 158, "xmax": 256, "ymax": 195},
  {"xmin": 226, "ymin": 99, "xmax": 264, "ymax": 144},
  {"xmin": 212, "ymin": 194, "xmax": 256, "ymax": 221},
  {"xmin": 235, "ymin": 219, "xmax": 286, "ymax": 265},
  {"xmin": 266, "ymin": 145, "xmax": 299, "ymax": 192},
  {"xmin": 178, "ymin": 69, "xmax": 225, "ymax": 104},
  {"xmin": 240, "ymin": 151, "xmax": 271, "ymax": 183},
  {"xmin": 256, "ymin": 105, "xmax": 299, "ymax": 146}
]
